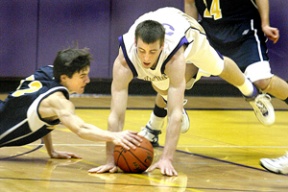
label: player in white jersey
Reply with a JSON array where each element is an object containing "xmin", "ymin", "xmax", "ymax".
[{"xmin": 88, "ymin": 7, "xmax": 273, "ymax": 176}]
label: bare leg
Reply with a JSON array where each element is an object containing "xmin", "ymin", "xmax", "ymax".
[
  {"xmin": 219, "ymin": 56, "xmax": 246, "ymax": 87},
  {"xmin": 256, "ymin": 76, "xmax": 288, "ymax": 100},
  {"xmin": 219, "ymin": 56, "xmax": 254, "ymax": 96}
]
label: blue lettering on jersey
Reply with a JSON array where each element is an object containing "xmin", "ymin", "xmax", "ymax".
[
  {"xmin": 162, "ymin": 23, "xmax": 175, "ymax": 36},
  {"xmin": 143, "ymin": 74, "xmax": 168, "ymax": 82}
]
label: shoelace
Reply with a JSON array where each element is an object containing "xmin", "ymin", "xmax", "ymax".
[
  {"xmin": 272, "ymin": 153, "xmax": 288, "ymax": 164},
  {"xmin": 255, "ymin": 94, "xmax": 271, "ymax": 116}
]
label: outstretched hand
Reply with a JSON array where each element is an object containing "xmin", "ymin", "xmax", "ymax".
[
  {"xmin": 88, "ymin": 163, "xmax": 118, "ymax": 174},
  {"xmin": 112, "ymin": 130, "xmax": 142, "ymax": 150},
  {"xmin": 262, "ymin": 25, "xmax": 279, "ymax": 44},
  {"xmin": 147, "ymin": 158, "xmax": 178, "ymax": 177},
  {"xmin": 50, "ymin": 150, "xmax": 81, "ymax": 159}
]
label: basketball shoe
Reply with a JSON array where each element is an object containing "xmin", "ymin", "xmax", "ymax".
[
  {"xmin": 260, "ymin": 152, "xmax": 288, "ymax": 174},
  {"xmin": 181, "ymin": 99, "xmax": 190, "ymax": 133},
  {"xmin": 138, "ymin": 126, "xmax": 162, "ymax": 147},
  {"xmin": 139, "ymin": 108, "xmax": 190, "ymax": 147},
  {"xmin": 244, "ymin": 85, "xmax": 275, "ymax": 126}
]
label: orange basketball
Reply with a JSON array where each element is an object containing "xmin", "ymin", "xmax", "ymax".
[{"xmin": 114, "ymin": 137, "xmax": 154, "ymax": 173}]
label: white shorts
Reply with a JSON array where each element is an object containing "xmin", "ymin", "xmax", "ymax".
[
  {"xmin": 244, "ymin": 61, "xmax": 274, "ymax": 82},
  {"xmin": 184, "ymin": 17, "xmax": 224, "ymax": 76}
]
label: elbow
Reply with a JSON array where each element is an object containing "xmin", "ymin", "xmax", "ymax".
[{"xmin": 75, "ymin": 129, "xmax": 86, "ymax": 139}]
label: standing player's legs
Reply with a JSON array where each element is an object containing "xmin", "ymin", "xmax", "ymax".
[
  {"xmin": 190, "ymin": 41, "xmax": 275, "ymax": 126},
  {"xmin": 240, "ymin": 26, "xmax": 288, "ymax": 106},
  {"xmin": 235, "ymin": 21, "xmax": 288, "ymax": 174},
  {"xmin": 258, "ymin": 72, "xmax": 288, "ymax": 173},
  {"xmin": 203, "ymin": 19, "xmax": 277, "ymax": 125},
  {"xmin": 187, "ymin": 22, "xmax": 275, "ymax": 126}
]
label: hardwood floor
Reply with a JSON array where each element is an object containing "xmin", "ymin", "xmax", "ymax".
[{"xmin": 1, "ymin": 94, "xmax": 288, "ymax": 191}]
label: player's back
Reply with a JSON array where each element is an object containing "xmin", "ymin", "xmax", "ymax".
[{"xmin": 0, "ymin": 65, "xmax": 68, "ymax": 147}]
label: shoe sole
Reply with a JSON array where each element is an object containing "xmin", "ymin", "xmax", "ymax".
[
  {"xmin": 249, "ymin": 98, "xmax": 275, "ymax": 126},
  {"xmin": 260, "ymin": 160, "xmax": 288, "ymax": 175}
]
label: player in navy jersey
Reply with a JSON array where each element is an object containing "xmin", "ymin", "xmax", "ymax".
[
  {"xmin": 0, "ymin": 47, "xmax": 142, "ymax": 159},
  {"xmin": 184, "ymin": 0, "xmax": 288, "ymax": 174},
  {"xmin": 88, "ymin": 7, "xmax": 273, "ymax": 176}
]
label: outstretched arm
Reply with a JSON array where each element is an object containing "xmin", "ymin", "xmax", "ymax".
[
  {"xmin": 88, "ymin": 48, "xmax": 137, "ymax": 174},
  {"xmin": 38, "ymin": 71, "xmax": 142, "ymax": 158},
  {"xmin": 43, "ymin": 93, "xmax": 141, "ymax": 149},
  {"xmin": 147, "ymin": 47, "xmax": 186, "ymax": 176}
]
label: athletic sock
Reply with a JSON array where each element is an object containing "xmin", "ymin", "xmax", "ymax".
[
  {"xmin": 238, "ymin": 78, "xmax": 255, "ymax": 97},
  {"xmin": 153, "ymin": 104, "xmax": 167, "ymax": 117}
]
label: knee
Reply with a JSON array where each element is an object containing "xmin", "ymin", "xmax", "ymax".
[{"xmin": 254, "ymin": 78, "xmax": 272, "ymax": 90}]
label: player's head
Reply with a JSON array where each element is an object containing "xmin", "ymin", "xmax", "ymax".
[
  {"xmin": 135, "ymin": 20, "xmax": 165, "ymax": 69},
  {"xmin": 135, "ymin": 20, "xmax": 165, "ymax": 45},
  {"xmin": 53, "ymin": 48, "xmax": 92, "ymax": 94}
]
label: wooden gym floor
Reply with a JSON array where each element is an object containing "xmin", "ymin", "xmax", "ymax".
[{"xmin": 1, "ymin": 94, "xmax": 288, "ymax": 191}]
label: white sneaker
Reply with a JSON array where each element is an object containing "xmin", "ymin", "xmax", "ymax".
[
  {"xmin": 181, "ymin": 109, "xmax": 190, "ymax": 133},
  {"xmin": 138, "ymin": 126, "xmax": 161, "ymax": 147},
  {"xmin": 260, "ymin": 152, "xmax": 288, "ymax": 174},
  {"xmin": 180, "ymin": 99, "xmax": 190, "ymax": 133},
  {"xmin": 247, "ymin": 94, "xmax": 275, "ymax": 126}
]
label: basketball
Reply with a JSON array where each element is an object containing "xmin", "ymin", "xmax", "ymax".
[{"xmin": 114, "ymin": 137, "xmax": 154, "ymax": 173}]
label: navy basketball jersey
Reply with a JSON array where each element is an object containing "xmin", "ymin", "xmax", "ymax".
[
  {"xmin": 195, "ymin": 0, "xmax": 260, "ymax": 23},
  {"xmin": 0, "ymin": 65, "xmax": 69, "ymax": 147}
]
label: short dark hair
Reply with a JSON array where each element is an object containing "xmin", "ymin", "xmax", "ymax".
[
  {"xmin": 53, "ymin": 48, "xmax": 92, "ymax": 82},
  {"xmin": 135, "ymin": 20, "xmax": 165, "ymax": 45}
]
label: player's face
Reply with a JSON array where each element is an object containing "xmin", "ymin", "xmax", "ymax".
[
  {"xmin": 61, "ymin": 67, "xmax": 90, "ymax": 94},
  {"xmin": 136, "ymin": 38, "xmax": 163, "ymax": 69}
]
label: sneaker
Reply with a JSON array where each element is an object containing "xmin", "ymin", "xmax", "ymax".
[
  {"xmin": 260, "ymin": 152, "xmax": 288, "ymax": 174},
  {"xmin": 138, "ymin": 126, "xmax": 161, "ymax": 147},
  {"xmin": 180, "ymin": 99, "xmax": 190, "ymax": 133},
  {"xmin": 245, "ymin": 93, "xmax": 275, "ymax": 126},
  {"xmin": 181, "ymin": 109, "xmax": 190, "ymax": 133}
]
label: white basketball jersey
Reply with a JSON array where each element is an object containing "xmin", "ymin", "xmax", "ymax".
[
  {"xmin": 119, "ymin": 8, "xmax": 191, "ymax": 84},
  {"xmin": 119, "ymin": 7, "xmax": 222, "ymax": 91}
]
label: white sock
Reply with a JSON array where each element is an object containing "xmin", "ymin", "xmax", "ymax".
[
  {"xmin": 237, "ymin": 78, "xmax": 254, "ymax": 97},
  {"xmin": 147, "ymin": 112, "xmax": 165, "ymax": 131}
]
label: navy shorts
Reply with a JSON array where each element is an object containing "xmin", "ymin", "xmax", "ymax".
[{"xmin": 200, "ymin": 19, "xmax": 269, "ymax": 71}]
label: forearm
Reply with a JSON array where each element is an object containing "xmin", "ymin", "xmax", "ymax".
[
  {"xmin": 75, "ymin": 123, "xmax": 115, "ymax": 142},
  {"xmin": 255, "ymin": 0, "xmax": 270, "ymax": 27},
  {"xmin": 104, "ymin": 100, "xmax": 127, "ymax": 163},
  {"xmin": 161, "ymin": 86, "xmax": 184, "ymax": 160},
  {"xmin": 162, "ymin": 115, "xmax": 182, "ymax": 160},
  {"xmin": 108, "ymin": 75, "xmax": 129, "ymax": 132}
]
